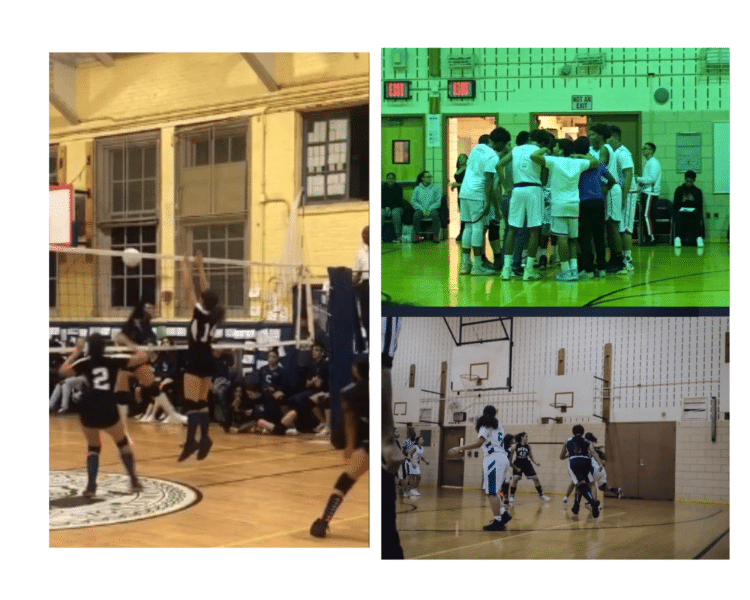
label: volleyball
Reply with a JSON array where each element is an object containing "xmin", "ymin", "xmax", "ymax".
[{"xmin": 122, "ymin": 248, "xmax": 142, "ymax": 268}]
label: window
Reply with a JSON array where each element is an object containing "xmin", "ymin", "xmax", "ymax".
[
  {"xmin": 392, "ymin": 140, "xmax": 410, "ymax": 164},
  {"xmin": 303, "ymin": 105, "xmax": 368, "ymax": 202},
  {"xmin": 50, "ymin": 146, "xmax": 58, "ymax": 185},
  {"xmin": 110, "ymin": 226, "xmax": 157, "ymax": 307},
  {"xmin": 189, "ymin": 223, "xmax": 245, "ymax": 309},
  {"xmin": 95, "ymin": 132, "xmax": 160, "ymax": 311}
]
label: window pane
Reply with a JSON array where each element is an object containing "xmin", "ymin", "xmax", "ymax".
[
  {"xmin": 194, "ymin": 139, "xmax": 209, "ymax": 166},
  {"xmin": 111, "ymin": 277, "xmax": 124, "ymax": 307},
  {"xmin": 209, "ymin": 224, "xmax": 225, "ymax": 239},
  {"xmin": 112, "ymin": 148, "xmax": 124, "ymax": 180},
  {"xmin": 307, "ymin": 174, "xmax": 325, "ymax": 198},
  {"xmin": 127, "ymin": 181, "xmax": 142, "ymax": 212},
  {"xmin": 125, "ymin": 277, "xmax": 140, "ymax": 307},
  {"xmin": 192, "ymin": 225, "xmax": 208, "ymax": 241},
  {"xmin": 111, "ymin": 228, "xmax": 124, "ymax": 246},
  {"xmin": 144, "ymin": 145, "xmax": 157, "ymax": 178},
  {"xmin": 215, "ymin": 136, "xmax": 230, "ymax": 163},
  {"xmin": 194, "ymin": 240, "xmax": 209, "ymax": 256},
  {"xmin": 227, "ymin": 223, "xmax": 243, "ymax": 238},
  {"xmin": 112, "ymin": 182, "xmax": 124, "ymax": 213},
  {"xmin": 230, "ymin": 135, "xmax": 246, "ymax": 162},
  {"xmin": 142, "ymin": 226, "xmax": 156, "ymax": 244},
  {"xmin": 308, "ymin": 121, "xmax": 326, "ymax": 144},
  {"xmin": 227, "ymin": 239, "xmax": 243, "ymax": 260},
  {"xmin": 143, "ymin": 179, "xmax": 156, "ymax": 211},
  {"xmin": 112, "ymin": 256, "xmax": 124, "ymax": 276},
  {"xmin": 141, "ymin": 258, "xmax": 156, "ymax": 276},
  {"xmin": 329, "ymin": 119, "xmax": 348, "ymax": 141},
  {"xmin": 227, "ymin": 273, "xmax": 244, "ymax": 306},
  {"xmin": 126, "ymin": 226, "xmax": 141, "ymax": 244},
  {"xmin": 50, "ymin": 280, "xmax": 56, "ymax": 308},
  {"xmin": 128, "ymin": 147, "xmax": 143, "ymax": 179},
  {"xmin": 210, "ymin": 240, "xmax": 225, "ymax": 258}
]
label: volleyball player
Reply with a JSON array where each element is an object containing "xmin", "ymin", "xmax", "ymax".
[
  {"xmin": 508, "ymin": 432, "xmax": 550, "ymax": 501},
  {"xmin": 559, "ymin": 424, "xmax": 600, "ymax": 517},
  {"xmin": 113, "ymin": 299, "xmax": 161, "ymax": 432},
  {"xmin": 177, "ymin": 250, "xmax": 225, "ymax": 462},
  {"xmin": 58, "ymin": 335, "xmax": 144, "ymax": 497},
  {"xmin": 448, "ymin": 405, "xmax": 512, "ymax": 531},
  {"xmin": 406, "ymin": 436, "xmax": 429, "ymax": 497},
  {"xmin": 311, "ymin": 360, "xmax": 369, "ymax": 538}
]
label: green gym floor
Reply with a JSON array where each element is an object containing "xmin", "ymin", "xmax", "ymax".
[{"xmin": 381, "ymin": 240, "xmax": 729, "ymax": 308}]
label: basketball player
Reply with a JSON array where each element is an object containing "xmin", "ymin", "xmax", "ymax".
[
  {"xmin": 501, "ymin": 432, "xmax": 517, "ymax": 505},
  {"xmin": 310, "ymin": 359, "xmax": 368, "ymax": 538},
  {"xmin": 585, "ymin": 432, "xmax": 623, "ymax": 500},
  {"xmin": 458, "ymin": 128, "xmax": 512, "ymax": 276},
  {"xmin": 498, "ymin": 129, "xmax": 550, "ymax": 281},
  {"xmin": 58, "ymin": 335, "xmax": 144, "ymax": 497},
  {"xmin": 402, "ymin": 428, "xmax": 417, "ymax": 497},
  {"xmin": 392, "ymin": 428, "xmax": 408, "ymax": 496},
  {"xmin": 113, "ymin": 299, "xmax": 161, "ymax": 432},
  {"xmin": 381, "ymin": 316, "xmax": 405, "ymax": 559},
  {"xmin": 559, "ymin": 424, "xmax": 600, "ymax": 517},
  {"xmin": 177, "ymin": 250, "xmax": 225, "ymax": 462},
  {"xmin": 636, "ymin": 142, "xmax": 662, "ymax": 245},
  {"xmin": 607, "ymin": 127, "xmax": 637, "ymax": 268},
  {"xmin": 508, "ymin": 432, "xmax": 550, "ymax": 501},
  {"xmin": 448, "ymin": 405, "xmax": 512, "ymax": 531},
  {"xmin": 406, "ymin": 436, "xmax": 429, "ymax": 496}
]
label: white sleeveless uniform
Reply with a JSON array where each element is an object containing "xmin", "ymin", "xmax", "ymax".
[
  {"xmin": 410, "ymin": 444, "xmax": 423, "ymax": 475},
  {"xmin": 613, "ymin": 145, "xmax": 637, "ymax": 234},
  {"xmin": 508, "ymin": 145, "xmax": 544, "ymax": 228},
  {"xmin": 478, "ymin": 424, "xmax": 508, "ymax": 495}
]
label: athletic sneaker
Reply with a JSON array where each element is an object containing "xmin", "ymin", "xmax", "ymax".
[
  {"xmin": 578, "ymin": 270, "xmax": 594, "ymax": 280},
  {"xmin": 500, "ymin": 512, "xmax": 512, "ymax": 525},
  {"xmin": 617, "ymin": 488, "xmax": 624, "ymax": 499},
  {"xmin": 562, "ymin": 496, "xmax": 568, "ymax": 504},
  {"xmin": 410, "ymin": 489, "xmax": 421, "ymax": 496},
  {"xmin": 130, "ymin": 478, "xmax": 144, "ymax": 493},
  {"xmin": 523, "ymin": 268, "xmax": 541, "ymax": 281},
  {"xmin": 674, "ymin": 236, "xmax": 682, "ymax": 248},
  {"xmin": 471, "ymin": 264, "xmax": 495, "ymax": 276},
  {"xmin": 605, "ymin": 263, "xmax": 627, "ymax": 275},
  {"xmin": 539, "ymin": 494, "xmax": 550, "ymax": 501},
  {"xmin": 534, "ymin": 255, "xmax": 548, "ymax": 271},
  {"xmin": 624, "ymin": 260, "xmax": 635, "ymax": 271},
  {"xmin": 483, "ymin": 519, "xmax": 506, "ymax": 531},
  {"xmin": 571, "ymin": 503, "xmax": 580, "ymax": 515},
  {"xmin": 597, "ymin": 270, "xmax": 607, "ymax": 278},
  {"xmin": 177, "ymin": 439, "xmax": 199, "ymax": 462},
  {"xmin": 196, "ymin": 437, "xmax": 213, "ymax": 460},
  {"xmin": 508, "ymin": 495, "xmax": 515, "ymax": 502},
  {"xmin": 500, "ymin": 266, "xmax": 512, "ymax": 280},
  {"xmin": 482, "ymin": 257, "xmax": 495, "ymax": 270},
  {"xmin": 460, "ymin": 263, "xmax": 472, "ymax": 275},
  {"xmin": 83, "ymin": 484, "xmax": 97, "ymax": 498},
  {"xmin": 310, "ymin": 518, "xmax": 329, "ymax": 538},
  {"xmin": 697, "ymin": 237, "xmax": 704, "ymax": 247},
  {"xmin": 285, "ymin": 427, "xmax": 299, "ymax": 435},
  {"xmin": 591, "ymin": 499, "xmax": 601, "ymax": 518},
  {"xmin": 556, "ymin": 269, "xmax": 579, "ymax": 282}
]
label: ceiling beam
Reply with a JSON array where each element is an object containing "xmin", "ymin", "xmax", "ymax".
[
  {"xmin": 50, "ymin": 89, "xmax": 81, "ymax": 125},
  {"xmin": 240, "ymin": 53, "xmax": 280, "ymax": 92},
  {"xmin": 94, "ymin": 53, "xmax": 115, "ymax": 67},
  {"xmin": 49, "ymin": 53, "xmax": 78, "ymax": 68}
]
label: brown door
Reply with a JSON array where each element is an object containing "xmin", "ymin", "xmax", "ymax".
[
  {"xmin": 441, "ymin": 427, "xmax": 466, "ymax": 487},
  {"xmin": 606, "ymin": 422, "xmax": 676, "ymax": 500},
  {"xmin": 587, "ymin": 113, "xmax": 642, "ymax": 175}
]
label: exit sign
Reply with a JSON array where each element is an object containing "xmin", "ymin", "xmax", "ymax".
[
  {"xmin": 384, "ymin": 80, "xmax": 410, "ymax": 100},
  {"xmin": 448, "ymin": 79, "xmax": 476, "ymax": 99},
  {"xmin": 572, "ymin": 95, "xmax": 593, "ymax": 110}
]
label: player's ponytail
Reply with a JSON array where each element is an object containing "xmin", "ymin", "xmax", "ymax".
[{"xmin": 475, "ymin": 405, "xmax": 499, "ymax": 432}]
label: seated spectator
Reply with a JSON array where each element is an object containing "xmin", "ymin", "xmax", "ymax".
[
  {"xmin": 673, "ymin": 170, "xmax": 705, "ymax": 247},
  {"xmin": 410, "ymin": 170, "xmax": 442, "ymax": 243},
  {"xmin": 287, "ymin": 342, "xmax": 330, "ymax": 430},
  {"xmin": 259, "ymin": 348, "xmax": 290, "ymax": 409},
  {"xmin": 381, "ymin": 172, "xmax": 413, "ymax": 242},
  {"xmin": 226, "ymin": 383, "xmax": 264, "ymax": 433},
  {"xmin": 137, "ymin": 337, "xmax": 186, "ymax": 424},
  {"xmin": 210, "ymin": 350, "xmax": 236, "ymax": 424}
]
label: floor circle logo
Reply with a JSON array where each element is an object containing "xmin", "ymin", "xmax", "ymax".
[{"xmin": 50, "ymin": 471, "xmax": 201, "ymax": 530}]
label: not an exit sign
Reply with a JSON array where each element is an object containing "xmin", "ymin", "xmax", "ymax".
[{"xmin": 572, "ymin": 95, "xmax": 593, "ymax": 110}]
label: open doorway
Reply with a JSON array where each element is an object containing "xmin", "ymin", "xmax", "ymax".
[
  {"xmin": 535, "ymin": 114, "xmax": 588, "ymax": 140},
  {"xmin": 446, "ymin": 116, "xmax": 497, "ymax": 239}
]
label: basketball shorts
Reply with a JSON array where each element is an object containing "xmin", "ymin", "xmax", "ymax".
[
  {"xmin": 483, "ymin": 453, "xmax": 510, "ymax": 495},
  {"xmin": 619, "ymin": 191, "xmax": 638, "ymax": 234},
  {"xmin": 605, "ymin": 184, "xmax": 622, "ymax": 222},
  {"xmin": 508, "ymin": 186, "xmax": 544, "ymax": 229},
  {"xmin": 409, "ymin": 461, "xmax": 421, "ymax": 476},
  {"xmin": 513, "ymin": 459, "xmax": 537, "ymax": 479},
  {"xmin": 550, "ymin": 215, "xmax": 579, "ymax": 238},
  {"xmin": 567, "ymin": 458, "xmax": 594, "ymax": 485},
  {"xmin": 79, "ymin": 394, "xmax": 120, "ymax": 429},
  {"xmin": 591, "ymin": 458, "xmax": 607, "ymax": 485},
  {"xmin": 398, "ymin": 461, "xmax": 408, "ymax": 480},
  {"xmin": 459, "ymin": 196, "xmax": 488, "ymax": 225}
]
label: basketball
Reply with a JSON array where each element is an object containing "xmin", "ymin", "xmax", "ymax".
[{"xmin": 122, "ymin": 248, "xmax": 142, "ymax": 268}]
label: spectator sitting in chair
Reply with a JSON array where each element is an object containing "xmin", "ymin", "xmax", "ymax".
[
  {"xmin": 382, "ymin": 172, "xmax": 413, "ymax": 242},
  {"xmin": 410, "ymin": 170, "xmax": 442, "ymax": 243},
  {"xmin": 672, "ymin": 170, "xmax": 705, "ymax": 248}
]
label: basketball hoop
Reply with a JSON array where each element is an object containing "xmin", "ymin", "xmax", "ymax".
[{"xmin": 459, "ymin": 374, "xmax": 482, "ymax": 390}]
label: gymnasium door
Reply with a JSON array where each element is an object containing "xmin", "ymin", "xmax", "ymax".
[
  {"xmin": 587, "ymin": 113, "xmax": 642, "ymax": 175},
  {"xmin": 441, "ymin": 427, "xmax": 466, "ymax": 487},
  {"xmin": 381, "ymin": 116, "xmax": 425, "ymax": 199},
  {"xmin": 606, "ymin": 422, "xmax": 676, "ymax": 500}
]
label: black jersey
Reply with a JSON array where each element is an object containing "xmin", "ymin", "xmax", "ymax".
[
  {"xmin": 514, "ymin": 443, "xmax": 531, "ymax": 462},
  {"xmin": 306, "ymin": 359, "xmax": 329, "ymax": 391},
  {"xmin": 566, "ymin": 436, "xmax": 591, "ymax": 461},
  {"xmin": 260, "ymin": 365, "xmax": 287, "ymax": 394},
  {"xmin": 121, "ymin": 318, "xmax": 156, "ymax": 346},
  {"xmin": 185, "ymin": 304, "xmax": 218, "ymax": 377},
  {"xmin": 71, "ymin": 354, "xmax": 128, "ymax": 428}
]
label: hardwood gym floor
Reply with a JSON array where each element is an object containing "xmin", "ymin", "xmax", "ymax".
[
  {"xmin": 49, "ymin": 415, "xmax": 368, "ymax": 548},
  {"xmin": 394, "ymin": 487, "xmax": 728, "ymax": 559}
]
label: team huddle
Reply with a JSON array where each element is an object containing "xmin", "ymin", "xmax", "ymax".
[{"xmin": 458, "ymin": 124, "xmax": 660, "ymax": 281}]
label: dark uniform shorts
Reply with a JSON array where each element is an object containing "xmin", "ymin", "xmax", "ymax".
[
  {"xmin": 185, "ymin": 348, "xmax": 214, "ymax": 378},
  {"xmin": 513, "ymin": 459, "xmax": 537, "ymax": 479},
  {"xmin": 79, "ymin": 395, "xmax": 120, "ymax": 429}
]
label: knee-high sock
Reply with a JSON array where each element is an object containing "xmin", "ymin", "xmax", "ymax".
[{"xmin": 321, "ymin": 473, "xmax": 356, "ymax": 523}]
